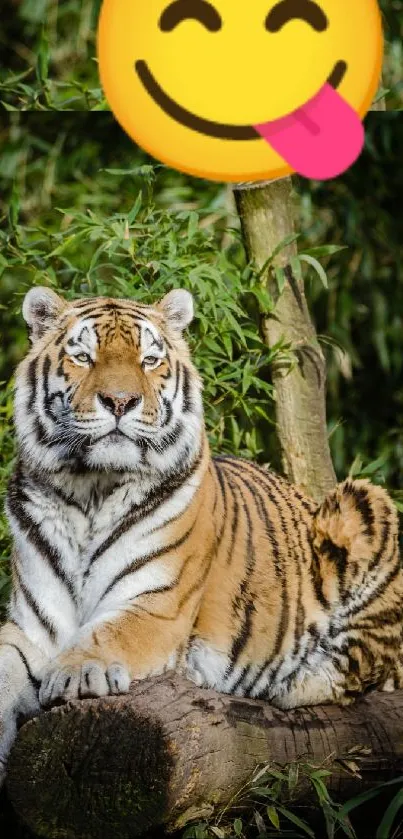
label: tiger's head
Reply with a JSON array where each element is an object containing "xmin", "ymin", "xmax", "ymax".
[{"xmin": 15, "ymin": 287, "xmax": 203, "ymax": 474}]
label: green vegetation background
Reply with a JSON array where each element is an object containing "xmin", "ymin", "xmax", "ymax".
[
  {"xmin": 0, "ymin": 0, "xmax": 402, "ymax": 109},
  {"xmin": 0, "ymin": 6, "xmax": 403, "ymax": 838},
  {"xmin": 1, "ymin": 111, "xmax": 403, "ymax": 612},
  {"xmin": 0, "ymin": 112, "xmax": 403, "ymax": 838}
]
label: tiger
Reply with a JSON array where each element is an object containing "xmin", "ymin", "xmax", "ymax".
[{"xmin": 0, "ymin": 285, "xmax": 402, "ymax": 784}]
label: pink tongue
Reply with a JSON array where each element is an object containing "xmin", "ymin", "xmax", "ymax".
[{"xmin": 254, "ymin": 83, "xmax": 364, "ymax": 180}]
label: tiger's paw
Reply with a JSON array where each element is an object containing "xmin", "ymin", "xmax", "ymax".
[{"xmin": 39, "ymin": 660, "xmax": 131, "ymax": 708}]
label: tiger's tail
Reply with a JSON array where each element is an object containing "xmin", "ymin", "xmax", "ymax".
[{"xmin": 311, "ymin": 478, "xmax": 400, "ymax": 605}]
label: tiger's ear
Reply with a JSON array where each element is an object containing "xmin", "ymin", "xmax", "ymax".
[
  {"xmin": 157, "ymin": 289, "xmax": 194, "ymax": 333},
  {"xmin": 22, "ymin": 287, "xmax": 66, "ymax": 343}
]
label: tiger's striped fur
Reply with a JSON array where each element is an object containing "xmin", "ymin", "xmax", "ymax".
[{"xmin": 0, "ymin": 286, "xmax": 401, "ymax": 781}]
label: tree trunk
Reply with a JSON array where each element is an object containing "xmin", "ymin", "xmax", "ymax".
[
  {"xmin": 234, "ymin": 180, "xmax": 336, "ymax": 502},
  {"xmin": 6, "ymin": 675, "xmax": 403, "ymax": 839}
]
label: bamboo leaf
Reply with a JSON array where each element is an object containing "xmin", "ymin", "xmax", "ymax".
[
  {"xmin": 299, "ymin": 254, "xmax": 329, "ymax": 289},
  {"xmin": 35, "ymin": 28, "xmax": 49, "ymax": 85},
  {"xmin": 376, "ymin": 788, "xmax": 403, "ymax": 839},
  {"xmin": 267, "ymin": 805, "xmax": 280, "ymax": 829},
  {"xmin": 277, "ymin": 805, "xmax": 315, "ymax": 837}
]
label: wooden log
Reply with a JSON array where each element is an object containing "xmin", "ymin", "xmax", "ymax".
[{"xmin": 6, "ymin": 675, "xmax": 403, "ymax": 839}]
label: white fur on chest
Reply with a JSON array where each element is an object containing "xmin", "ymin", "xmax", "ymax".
[{"xmin": 9, "ymin": 469, "xmax": 200, "ymax": 654}]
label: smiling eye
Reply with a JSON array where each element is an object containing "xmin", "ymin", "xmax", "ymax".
[
  {"xmin": 74, "ymin": 352, "xmax": 92, "ymax": 364},
  {"xmin": 265, "ymin": 0, "xmax": 328, "ymax": 32},
  {"xmin": 159, "ymin": 0, "xmax": 222, "ymax": 32}
]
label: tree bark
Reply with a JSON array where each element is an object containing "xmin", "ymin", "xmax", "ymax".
[
  {"xmin": 234, "ymin": 180, "xmax": 336, "ymax": 502},
  {"xmin": 6, "ymin": 674, "xmax": 403, "ymax": 839}
]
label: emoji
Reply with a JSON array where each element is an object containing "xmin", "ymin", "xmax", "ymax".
[{"xmin": 97, "ymin": 0, "xmax": 383, "ymax": 182}]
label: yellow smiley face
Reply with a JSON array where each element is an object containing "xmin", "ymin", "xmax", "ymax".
[{"xmin": 97, "ymin": 0, "xmax": 383, "ymax": 182}]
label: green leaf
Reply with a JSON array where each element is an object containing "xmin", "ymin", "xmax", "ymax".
[
  {"xmin": 257, "ymin": 233, "xmax": 301, "ymax": 277},
  {"xmin": 0, "ymin": 100, "xmax": 20, "ymax": 111},
  {"xmin": 274, "ymin": 266, "xmax": 286, "ymax": 295},
  {"xmin": 233, "ymin": 817, "xmax": 243, "ymax": 835},
  {"xmin": 310, "ymin": 775, "xmax": 331, "ymax": 804},
  {"xmin": 309, "ymin": 769, "xmax": 332, "ymax": 780},
  {"xmin": 360, "ymin": 454, "xmax": 388, "ymax": 476},
  {"xmin": 302, "ymin": 245, "xmax": 348, "ymax": 258},
  {"xmin": 47, "ymin": 229, "xmax": 90, "ymax": 257},
  {"xmin": 187, "ymin": 211, "xmax": 199, "ymax": 240},
  {"xmin": 299, "ymin": 254, "xmax": 329, "ymax": 289},
  {"xmin": 277, "ymin": 805, "xmax": 315, "ymax": 838},
  {"xmin": 290, "ymin": 255, "xmax": 303, "ymax": 282},
  {"xmin": 8, "ymin": 184, "xmax": 20, "ymax": 229},
  {"xmin": 127, "ymin": 192, "xmax": 143, "ymax": 223},
  {"xmin": 349, "ymin": 454, "xmax": 363, "ymax": 477},
  {"xmin": 376, "ymin": 787, "xmax": 403, "ymax": 838},
  {"xmin": 35, "ymin": 28, "xmax": 49, "ymax": 84},
  {"xmin": 267, "ymin": 805, "xmax": 280, "ymax": 830},
  {"xmin": 222, "ymin": 334, "xmax": 233, "ymax": 359},
  {"xmin": 249, "ymin": 284, "xmax": 274, "ymax": 311},
  {"xmin": 340, "ymin": 777, "xmax": 403, "ymax": 817}
]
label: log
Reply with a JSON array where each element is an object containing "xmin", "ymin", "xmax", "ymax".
[{"xmin": 5, "ymin": 674, "xmax": 403, "ymax": 839}]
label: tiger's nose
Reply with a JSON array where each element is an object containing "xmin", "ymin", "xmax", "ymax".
[{"xmin": 98, "ymin": 391, "xmax": 142, "ymax": 418}]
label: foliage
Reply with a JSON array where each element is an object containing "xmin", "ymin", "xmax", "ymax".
[
  {"xmin": 0, "ymin": 0, "xmax": 104, "ymax": 110},
  {"xmin": 1, "ymin": 8, "xmax": 403, "ymax": 839},
  {"xmin": 0, "ymin": 155, "xmax": 343, "ymax": 616},
  {"xmin": 381, "ymin": 0, "xmax": 403, "ymax": 109},
  {"xmin": 1, "ymin": 113, "xmax": 403, "ymax": 488},
  {"xmin": 0, "ymin": 0, "xmax": 402, "ymax": 110},
  {"xmin": 180, "ymin": 759, "xmax": 403, "ymax": 839},
  {"xmin": 296, "ymin": 114, "xmax": 403, "ymax": 490},
  {"xmin": 0, "ymin": 117, "xmax": 276, "ymax": 617},
  {"xmin": 1, "ymin": 112, "xmax": 403, "ymax": 618},
  {"xmin": 0, "ymin": 165, "xmax": 281, "ymax": 460}
]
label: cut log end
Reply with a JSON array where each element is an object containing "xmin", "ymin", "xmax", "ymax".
[
  {"xmin": 8, "ymin": 700, "xmax": 173, "ymax": 839},
  {"xmin": 6, "ymin": 675, "xmax": 403, "ymax": 839}
]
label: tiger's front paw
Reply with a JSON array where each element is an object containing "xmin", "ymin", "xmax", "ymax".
[{"xmin": 39, "ymin": 659, "xmax": 131, "ymax": 708}]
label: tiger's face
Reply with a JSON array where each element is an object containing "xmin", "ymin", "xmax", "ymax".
[{"xmin": 15, "ymin": 287, "xmax": 203, "ymax": 473}]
